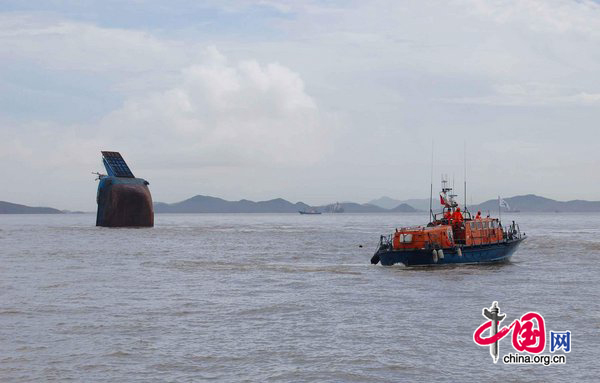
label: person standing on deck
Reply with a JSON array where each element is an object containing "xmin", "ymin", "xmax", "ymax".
[
  {"xmin": 444, "ymin": 208, "xmax": 453, "ymax": 221},
  {"xmin": 452, "ymin": 207, "xmax": 463, "ymax": 223},
  {"xmin": 475, "ymin": 211, "xmax": 482, "ymax": 220}
]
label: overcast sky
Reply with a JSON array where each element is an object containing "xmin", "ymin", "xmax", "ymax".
[{"xmin": 1, "ymin": 0, "xmax": 599, "ymax": 210}]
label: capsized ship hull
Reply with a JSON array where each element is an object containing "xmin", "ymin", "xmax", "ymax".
[
  {"xmin": 96, "ymin": 177, "xmax": 153, "ymax": 227},
  {"xmin": 95, "ymin": 151, "xmax": 154, "ymax": 227},
  {"xmin": 373, "ymin": 237, "xmax": 524, "ymax": 266}
]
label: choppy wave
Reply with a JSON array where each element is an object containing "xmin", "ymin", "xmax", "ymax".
[{"xmin": 0, "ymin": 212, "xmax": 597, "ymax": 382}]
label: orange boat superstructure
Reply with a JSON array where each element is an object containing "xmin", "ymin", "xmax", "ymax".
[{"xmin": 391, "ymin": 217, "xmax": 504, "ymax": 251}]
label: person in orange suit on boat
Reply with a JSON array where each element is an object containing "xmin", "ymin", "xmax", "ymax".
[
  {"xmin": 444, "ymin": 208, "xmax": 452, "ymax": 222},
  {"xmin": 452, "ymin": 207, "xmax": 463, "ymax": 223},
  {"xmin": 475, "ymin": 211, "xmax": 482, "ymax": 220}
]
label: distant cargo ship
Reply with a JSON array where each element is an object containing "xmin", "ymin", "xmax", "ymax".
[{"xmin": 299, "ymin": 209, "xmax": 322, "ymax": 215}]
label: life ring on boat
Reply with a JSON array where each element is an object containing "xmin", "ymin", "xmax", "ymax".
[
  {"xmin": 432, "ymin": 249, "xmax": 438, "ymax": 263},
  {"xmin": 437, "ymin": 249, "xmax": 444, "ymax": 260}
]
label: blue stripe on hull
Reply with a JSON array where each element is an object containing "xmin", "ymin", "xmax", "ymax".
[{"xmin": 377, "ymin": 239, "xmax": 524, "ymax": 266}]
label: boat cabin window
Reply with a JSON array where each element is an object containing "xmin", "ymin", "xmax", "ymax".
[
  {"xmin": 484, "ymin": 222, "xmax": 489, "ymax": 229},
  {"xmin": 470, "ymin": 222, "xmax": 475, "ymax": 230},
  {"xmin": 476, "ymin": 222, "xmax": 482, "ymax": 230},
  {"xmin": 491, "ymin": 221, "xmax": 497, "ymax": 229}
]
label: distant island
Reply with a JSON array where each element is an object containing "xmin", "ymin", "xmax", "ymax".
[
  {"xmin": 153, "ymin": 195, "xmax": 417, "ymax": 214},
  {"xmin": 370, "ymin": 194, "xmax": 600, "ymax": 213},
  {"xmin": 3, "ymin": 194, "xmax": 600, "ymax": 214},
  {"xmin": 473, "ymin": 194, "xmax": 600, "ymax": 213},
  {"xmin": 0, "ymin": 201, "xmax": 64, "ymax": 214},
  {"xmin": 369, "ymin": 197, "xmax": 431, "ymax": 211}
]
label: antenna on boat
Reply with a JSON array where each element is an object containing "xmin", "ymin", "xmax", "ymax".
[
  {"xmin": 464, "ymin": 140, "xmax": 467, "ymax": 211},
  {"xmin": 429, "ymin": 140, "xmax": 434, "ymax": 223},
  {"xmin": 451, "ymin": 173, "xmax": 457, "ymax": 208}
]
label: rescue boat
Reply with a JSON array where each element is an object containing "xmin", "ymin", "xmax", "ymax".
[{"xmin": 370, "ymin": 181, "xmax": 525, "ymax": 266}]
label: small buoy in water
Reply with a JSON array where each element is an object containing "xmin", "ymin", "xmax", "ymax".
[
  {"xmin": 432, "ymin": 249, "xmax": 438, "ymax": 263},
  {"xmin": 359, "ymin": 244, "xmax": 363, "ymax": 248},
  {"xmin": 457, "ymin": 247, "xmax": 463, "ymax": 257},
  {"xmin": 437, "ymin": 249, "xmax": 444, "ymax": 260}
]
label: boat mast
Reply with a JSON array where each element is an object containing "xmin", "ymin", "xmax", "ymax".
[
  {"xmin": 449, "ymin": 174, "xmax": 457, "ymax": 209},
  {"xmin": 429, "ymin": 140, "xmax": 434, "ymax": 223},
  {"xmin": 441, "ymin": 175, "xmax": 456, "ymax": 210},
  {"xmin": 464, "ymin": 141, "xmax": 467, "ymax": 211}
]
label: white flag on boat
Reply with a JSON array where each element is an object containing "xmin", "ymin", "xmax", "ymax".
[{"xmin": 498, "ymin": 196, "xmax": 510, "ymax": 210}]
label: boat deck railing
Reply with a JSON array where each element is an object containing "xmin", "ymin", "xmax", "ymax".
[
  {"xmin": 379, "ymin": 220, "xmax": 524, "ymax": 252},
  {"xmin": 378, "ymin": 234, "xmax": 393, "ymax": 251},
  {"xmin": 504, "ymin": 221, "xmax": 523, "ymax": 241}
]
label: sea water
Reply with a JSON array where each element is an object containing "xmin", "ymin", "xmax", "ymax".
[{"xmin": 1, "ymin": 213, "xmax": 598, "ymax": 382}]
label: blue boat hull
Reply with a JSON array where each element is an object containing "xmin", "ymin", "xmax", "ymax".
[{"xmin": 375, "ymin": 238, "xmax": 524, "ymax": 266}]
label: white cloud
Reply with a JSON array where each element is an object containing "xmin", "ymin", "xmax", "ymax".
[
  {"xmin": 443, "ymin": 83, "xmax": 600, "ymax": 106},
  {"xmin": 2, "ymin": 2, "xmax": 600, "ymax": 209},
  {"xmin": 0, "ymin": 13, "xmax": 189, "ymax": 73},
  {"xmin": 98, "ymin": 46, "xmax": 328, "ymax": 168},
  {"xmin": 466, "ymin": 0, "xmax": 600, "ymax": 37},
  {"xmin": 0, "ymin": 44, "xmax": 330, "ymax": 169}
]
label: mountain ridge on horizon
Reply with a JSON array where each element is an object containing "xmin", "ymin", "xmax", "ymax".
[
  {"xmin": 474, "ymin": 194, "xmax": 600, "ymax": 213},
  {"xmin": 153, "ymin": 194, "xmax": 417, "ymax": 213},
  {"xmin": 0, "ymin": 201, "xmax": 64, "ymax": 214},
  {"xmin": 369, "ymin": 196, "xmax": 431, "ymax": 211},
  {"xmin": 3, "ymin": 193, "xmax": 600, "ymax": 214},
  {"xmin": 370, "ymin": 194, "xmax": 600, "ymax": 213}
]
